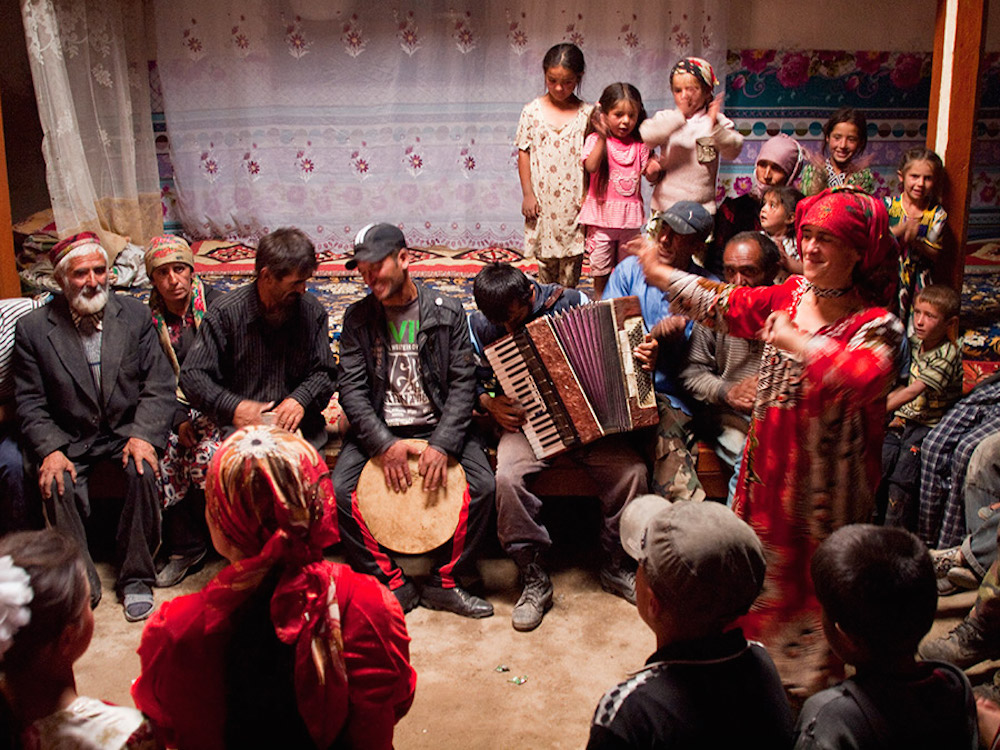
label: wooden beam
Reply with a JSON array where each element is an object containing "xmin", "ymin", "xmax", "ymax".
[
  {"xmin": 0, "ymin": 82, "xmax": 20, "ymax": 299},
  {"xmin": 926, "ymin": 0, "xmax": 988, "ymax": 292}
]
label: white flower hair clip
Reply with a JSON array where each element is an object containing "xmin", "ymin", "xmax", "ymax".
[{"xmin": 0, "ymin": 555, "xmax": 33, "ymax": 660}]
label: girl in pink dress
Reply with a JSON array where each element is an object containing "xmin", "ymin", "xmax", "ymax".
[{"xmin": 577, "ymin": 83, "xmax": 654, "ymax": 298}]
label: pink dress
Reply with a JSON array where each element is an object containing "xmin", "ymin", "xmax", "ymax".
[{"xmin": 577, "ymin": 134, "xmax": 649, "ymax": 230}]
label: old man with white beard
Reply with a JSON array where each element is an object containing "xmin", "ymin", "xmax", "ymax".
[{"xmin": 14, "ymin": 232, "xmax": 175, "ymax": 622}]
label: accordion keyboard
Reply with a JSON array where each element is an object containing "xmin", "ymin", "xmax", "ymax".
[{"xmin": 486, "ymin": 335, "xmax": 565, "ymax": 458}]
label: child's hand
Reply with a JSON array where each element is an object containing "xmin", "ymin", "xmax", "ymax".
[
  {"xmin": 708, "ymin": 93, "xmax": 724, "ymax": 124},
  {"xmin": 644, "ymin": 157, "xmax": 663, "ymax": 183},
  {"xmin": 590, "ymin": 106, "xmax": 609, "ymax": 137},
  {"xmin": 522, "ymin": 194, "xmax": 539, "ymax": 220}
]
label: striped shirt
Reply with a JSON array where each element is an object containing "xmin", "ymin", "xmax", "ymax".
[
  {"xmin": 896, "ymin": 334, "xmax": 963, "ymax": 426},
  {"xmin": 0, "ymin": 297, "xmax": 45, "ymax": 404},
  {"xmin": 179, "ymin": 282, "xmax": 336, "ymax": 444}
]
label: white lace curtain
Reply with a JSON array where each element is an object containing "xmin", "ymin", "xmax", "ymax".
[
  {"xmin": 21, "ymin": 0, "xmax": 162, "ymax": 260},
  {"xmin": 154, "ymin": 0, "xmax": 727, "ymax": 252}
]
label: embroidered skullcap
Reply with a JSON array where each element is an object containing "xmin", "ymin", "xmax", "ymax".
[
  {"xmin": 670, "ymin": 57, "xmax": 719, "ymax": 90},
  {"xmin": 50, "ymin": 232, "xmax": 105, "ymax": 272},
  {"xmin": 144, "ymin": 235, "xmax": 194, "ymax": 277},
  {"xmin": 796, "ymin": 186, "xmax": 899, "ymax": 304},
  {"xmin": 757, "ymin": 134, "xmax": 805, "ymax": 183}
]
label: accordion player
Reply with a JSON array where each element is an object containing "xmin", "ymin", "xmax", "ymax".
[{"xmin": 483, "ymin": 295, "xmax": 657, "ymax": 460}]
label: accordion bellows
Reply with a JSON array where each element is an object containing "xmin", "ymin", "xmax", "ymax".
[{"xmin": 485, "ymin": 296, "xmax": 657, "ymax": 459}]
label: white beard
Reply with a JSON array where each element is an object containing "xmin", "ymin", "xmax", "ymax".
[{"xmin": 67, "ymin": 283, "xmax": 109, "ymax": 316}]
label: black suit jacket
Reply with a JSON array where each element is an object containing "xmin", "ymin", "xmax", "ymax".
[{"xmin": 13, "ymin": 293, "xmax": 175, "ymax": 462}]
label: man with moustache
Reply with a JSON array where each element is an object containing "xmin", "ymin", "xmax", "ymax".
[
  {"xmin": 180, "ymin": 227, "xmax": 337, "ymax": 450},
  {"xmin": 13, "ymin": 232, "xmax": 175, "ymax": 621},
  {"xmin": 334, "ymin": 223, "xmax": 495, "ymax": 618}
]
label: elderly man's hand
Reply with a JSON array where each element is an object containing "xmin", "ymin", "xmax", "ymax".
[
  {"xmin": 123, "ymin": 437, "xmax": 159, "ymax": 477},
  {"xmin": 39, "ymin": 450, "xmax": 76, "ymax": 500}
]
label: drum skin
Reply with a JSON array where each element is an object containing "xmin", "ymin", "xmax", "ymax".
[{"xmin": 356, "ymin": 439, "xmax": 466, "ymax": 554}]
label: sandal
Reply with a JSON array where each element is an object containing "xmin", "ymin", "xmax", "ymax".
[{"xmin": 123, "ymin": 589, "xmax": 155, "ymax": 622}]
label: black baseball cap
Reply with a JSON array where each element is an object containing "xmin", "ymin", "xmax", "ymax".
[{"xmin": 346, "ymin": 223, "xmax": 406, "ymax": 269}]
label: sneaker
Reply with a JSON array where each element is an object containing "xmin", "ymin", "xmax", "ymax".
[
  {"xmin": 937, "ymin": 575, "xmax": 959, "ymax": 596},
  {"xmin": 511, "ymin": 562, "xmax": 553, "ymax": 632},
  {"xmin": 947, "ymin": 566, "xmax": 982, "ymax": 591},
  {"xmin": 930, "ymin": 547, "xmax": 963, "ymax": 578},
  {"xmin": 600, "ymin": 564, "xmax": 637, "ymax": 605},
  {"xmin": 919, "ymin": 618, "xmax": 1000, "ymax": 669},
  {"xmin": 392, "ymin": 579, "xmax": 420, "ymax": 614},
  {"xmin": 419, "ymin": 585, "xmax": 494, "ymax": 618},
  {"xmin": 154, "ymin": 549, "xmax": 207, "ymax": 588}
]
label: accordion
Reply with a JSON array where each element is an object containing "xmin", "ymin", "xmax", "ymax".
[{"xmin": 485, "ymin": 296, "xmax": 657, "ymax": 460}]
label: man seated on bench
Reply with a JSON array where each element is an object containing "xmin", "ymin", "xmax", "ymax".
[
  {"xmin": 680, "ymin": 232, "xmax": 780, "ymax": 505},
  {"xmin": 469, "ymin": 264, "xmax": 649, "ymax": 633},
  {"xmin": 606, "ymin": 201, "xmax": 718, "ymax": 502},
  {"xmin": 14, "ymin": 232, "xmax": 175, "ymax": 622}
]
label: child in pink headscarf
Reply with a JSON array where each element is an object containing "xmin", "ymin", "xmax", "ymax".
[{"xmin": 640, "ymin": 57, "xmax": 744, "ymax": 218}]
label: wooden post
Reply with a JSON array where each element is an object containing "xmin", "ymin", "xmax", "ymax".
[
  {"xmin": 0, "ymin": 83, "xmax": 20, "ymax": 299},
  {"xmin": 926, "ymin": 0, "xmax": 988, "ymax": 292}
]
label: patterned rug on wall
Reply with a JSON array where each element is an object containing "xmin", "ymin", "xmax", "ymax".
[{"xmin": 189, "ymin": 239, "xmax": 585, "ymax": 278}]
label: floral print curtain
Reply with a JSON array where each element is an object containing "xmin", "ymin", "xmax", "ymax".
[{"xmin": 153, "ymin": 0, "xmax": 727, "ymax": 252}]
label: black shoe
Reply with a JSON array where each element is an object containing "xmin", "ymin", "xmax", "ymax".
[
  {"xmin": 512, "ymin": 562, "xmax": 553, "ymax": 632},
  {"xmin": 420, "ymin": 585, "xmax": 494, "ymax": 618},
  {"xmin": 155, "ymin": 549, "xmax": 207, "ymax": 588},
  {"xmin": 392, "ymin": 579, "xmax": 420, "ymax": 614}
]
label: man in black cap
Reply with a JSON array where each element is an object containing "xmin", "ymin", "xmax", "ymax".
[{"xmin": 334, "ymin": 223, "xmax": 495, "ymax": 618}]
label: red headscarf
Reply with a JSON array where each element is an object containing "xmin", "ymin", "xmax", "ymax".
[
  {"xmin": 203, "ymin": 426, "xmax": 346, "ymax": 749},
  {"xmin": 795, "ymin": 186, "xmax": 899, "ymax": 306}
]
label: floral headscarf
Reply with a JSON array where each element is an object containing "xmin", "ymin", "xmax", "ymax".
[
  {"xmin": 144, "ymin": 234, "xmax": 194, "ymax": 277},
  {"xmin": 203, "ymin": 426, "xmax": 346, "ymax": 749},
  {"xmin": 670, "ymin": 57, "xmax": 719, "ymax": 91},
  {"xmin": 796, "ymin": 186, "xmax": 899, "ymax": 306},
  {"xmin": 146, "ymin": 235, "xmax": 207, "ymax": 379}
]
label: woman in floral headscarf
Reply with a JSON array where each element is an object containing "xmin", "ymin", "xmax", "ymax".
[
  {"xmin": 132, "ymin": 426, "xmax": 416, "ymax": 750},
  {"xmin": 638, "ymin": 186, "xmax": 903, "ymax": 704},
  {"xmin": 144, "ymin": 235, "xmax": 224, "ymax": 589}
]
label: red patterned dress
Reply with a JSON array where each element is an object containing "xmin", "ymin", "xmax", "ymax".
[{"xmin": 665, "ymin": 272, "xmax": 903, "ymax": 701}]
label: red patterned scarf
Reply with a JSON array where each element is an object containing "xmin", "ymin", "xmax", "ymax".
[{"xmin": 203, "ymin": 426, "xmax": 347, "ymax": 749}]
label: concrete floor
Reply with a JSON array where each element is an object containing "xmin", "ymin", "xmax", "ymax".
[{"xmin": 76, "ymin": 548, "xmax": 991, "ymax": 750}]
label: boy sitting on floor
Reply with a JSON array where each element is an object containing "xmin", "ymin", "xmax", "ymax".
[
  {"xmin": 586, "ymin": 495, "xmax": 794, "ymax": 749},
  {"xmin": 794, "ymin": 524, "xmax": 977, "ymax": 748},
  {"xmin": 880, "ymin": 284, "xmax": 962, "ymax": 530}
]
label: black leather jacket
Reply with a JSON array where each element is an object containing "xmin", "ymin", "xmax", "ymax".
[{"xmin": 337, "ymin": 284, "xmax": 475, "ymax": 458}]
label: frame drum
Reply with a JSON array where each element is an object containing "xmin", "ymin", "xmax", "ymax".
[{"xmin": 355, "ymin": 439, "xmax": 466, "ymax": 554}]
